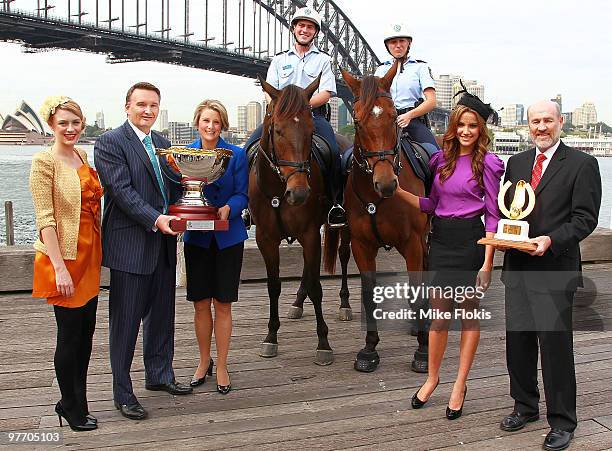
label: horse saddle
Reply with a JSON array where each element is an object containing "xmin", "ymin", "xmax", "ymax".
[
  {"xmin": 400, "ymin": 138, "xmax": 437, "ymax": 195},
  {"xmin": 247, "ymin": 134, "xmax": 335, "ymax": 199}
]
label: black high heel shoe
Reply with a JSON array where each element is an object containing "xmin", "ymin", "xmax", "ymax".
[
  {"xmin": 446, "ymin": 385, "xmax": 467, "ymax": 420},
  {"xmin": 190, "ymin": 358, "xmax": 214, "ymax": 387},
  {"xmin": 55, "ymin": 402, "xmax": 97, "ymax": 431},
  {"xmin": 411, "ymin": 378, "xmax": 439, "ymax": 409},
  {"xmin": 216, "ymin": 369, "xmax": 232, "ymax": 395}
]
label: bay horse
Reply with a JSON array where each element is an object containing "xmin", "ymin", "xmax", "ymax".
[
  {"xmin": 249, "ymin": 75, "xmax": 347, "ymax": 365},
  {"xmin": 324, "ymin": 61, "xmax": 430, "ymax": 372}
]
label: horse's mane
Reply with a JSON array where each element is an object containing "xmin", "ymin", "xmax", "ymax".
[
  {"xmin": 272, "ymin": 84, "xmax": 309, "ymax": 122},
  {"xmin": 355, "ymin": 75, "xmax": 381, "ymax": 123}
]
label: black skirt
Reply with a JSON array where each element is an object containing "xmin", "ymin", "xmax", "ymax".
[
  {"xmin": 428, "ymin": 216, "xmax": 485, "ymax": 288},
  {"xmin": 184, "ymin": 239, "xmax": 244, "ymax": 303}
]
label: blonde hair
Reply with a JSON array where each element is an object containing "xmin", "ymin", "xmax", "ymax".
[
  {"xmin": 49, "ymin": 100, "xmax": 86, "ymax": 128},
  {"xmin": 192, "ymin": 99, "xmax": 229, "ymax": 130}
]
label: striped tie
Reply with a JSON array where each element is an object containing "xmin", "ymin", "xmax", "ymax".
[
  {"xmin": 531, "ymin": 152, "xmax": 547, "ymax": 190},
  {"xmin": 143, "ymin": 135, "xmax": 168, "ymax": 212}
]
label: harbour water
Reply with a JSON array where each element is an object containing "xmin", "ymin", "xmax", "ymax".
[{"xmin": 1, "ymin": 144, "xmax": 611, "ymax": 245}]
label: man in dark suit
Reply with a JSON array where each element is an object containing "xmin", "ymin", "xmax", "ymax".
[
  {"xmin": 94, "ymin": 82, "xmax": 192, "ymax": 421},
  {"xmin": 499, "ymin": 100, "xmax": 601, "ymax": 450}
]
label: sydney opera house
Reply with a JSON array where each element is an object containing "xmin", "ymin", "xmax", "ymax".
[{"xmin": 0, "ymin": 101, "xmax": 51, "ymax": 145}]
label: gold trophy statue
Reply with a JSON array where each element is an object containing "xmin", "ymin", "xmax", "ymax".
[
  {"xmin": 478, "ymin": 179, "xmax": 537, "ymax": 251},
  {"xmin": 156, "ymin": 147, "xmax": 233, "ymax": 233}
]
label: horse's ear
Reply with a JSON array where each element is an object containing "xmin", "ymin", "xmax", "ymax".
[
  {"xmin": 304, "ymin": 73, "xmax": 321, "ymax": 99},
  {"xmin": 341, "ymin": 68, "xmax": 361, "ymax": 96},
  {"xmin": 380, "ymin": 60, "xmax": 399, "ymax": 92},
  {"xmin": 258, "ymin": 74, "xmax": 280, "ymax": 101}
]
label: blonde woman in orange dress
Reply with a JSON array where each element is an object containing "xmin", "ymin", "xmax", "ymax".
[{"xmin": 30, "ymin": 97, "xmax": 103, "ymax": 432}]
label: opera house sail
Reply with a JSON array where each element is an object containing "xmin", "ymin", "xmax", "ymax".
[{"xmin": 0, "ymin": 101, "xmax": 50, "ymax": 145}]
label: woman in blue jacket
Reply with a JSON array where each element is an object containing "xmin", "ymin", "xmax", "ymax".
[{"xmin": 183, "ymin": 100, "xmax": 248, "ymax": 394}]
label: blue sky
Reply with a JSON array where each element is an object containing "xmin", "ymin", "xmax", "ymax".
[{"xmin": 1, "ymin": 0, "xmax": 610, "ymax": 128}]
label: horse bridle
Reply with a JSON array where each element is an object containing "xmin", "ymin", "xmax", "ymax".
[
  {"xmin": 352, "ymin": 91, "xmax": 402, "ymax": 176},
  {"xmin": 258, "ymin": 106, "xmax": 312, "ymax": 184},
  {"xmin": 350, "ymin": 90, "xmax": 402, "ymax": 251}
]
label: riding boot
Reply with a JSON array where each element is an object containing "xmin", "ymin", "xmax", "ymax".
[{"xmin": 327, "ymin": 164, "xmax": 347, "ymax": 228}]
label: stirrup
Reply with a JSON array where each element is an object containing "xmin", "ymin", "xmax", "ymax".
[
  {"xmin": 241, "ymin": 209, "xmax": 252, "ymax": 230},
  {"xmin": 327, "ymin": 204, "xmax": 347, "ymax": 229}
]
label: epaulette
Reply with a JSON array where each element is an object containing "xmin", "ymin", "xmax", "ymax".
[
  {"xmin": 415, "ymin": 59, "xmax": 427, "ymax": 64},
  {"xmin": 275, "ymin": 50, "xmax": 287, "ymax": 56},
  {"xmin": 378, "ymin": 61, "xmax": 392, "ymax": 66}
]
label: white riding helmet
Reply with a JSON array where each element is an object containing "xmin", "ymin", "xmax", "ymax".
[
  {"xmin": 383, "ymin": 23, "xmax": 413, "ymax": 44},
  {"xmin": 291, "ymin": 6, "xmax": 323, "ymax": 31}
]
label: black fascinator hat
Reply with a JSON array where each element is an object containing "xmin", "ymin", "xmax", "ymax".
[{"xmin": 453, "ymin": 80, "xmax": 499, "ymax": 125}]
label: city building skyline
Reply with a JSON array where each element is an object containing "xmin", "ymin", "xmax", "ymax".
[
  {"xmin": 572, "ymin": 102, "xmax": 598, "ymax": 128},
  {"xmin": 246, "ymin": 101, "xmax": 262, "ymax": 133},
  {"xmin": 500, "ymin": 104, "xmax": 525, "ymax": 127},
  {"xmin": 159, "ymin": 109, "xmax": 169, "ymax": 132},
  {"xmin": 434, "ymin": 74, "xmax": 463, "ymax": 110},
  {"xmin": 95, "ymin": 111, "xmax": 105, "ymax": 129}
]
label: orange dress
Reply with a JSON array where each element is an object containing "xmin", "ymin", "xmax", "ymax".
[{"xmin": 32, "ymin": 164, "xmax": 103, "ymax": 308}]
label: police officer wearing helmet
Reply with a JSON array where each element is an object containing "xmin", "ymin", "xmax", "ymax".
[
  {"xmin": 374, "ymin": 23, "xmax": 439, "ymax": 150},
  {"xmin": 245, "ymin": 6, "xmax": 346, "ymax": 227}
]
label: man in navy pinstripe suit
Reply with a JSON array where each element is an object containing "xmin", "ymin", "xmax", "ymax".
[{"xmin": 95, "ymin": 82, "xmax": 192, "ymax": 421}]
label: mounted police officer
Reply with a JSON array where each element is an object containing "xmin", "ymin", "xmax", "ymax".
[
  {"xmin": 245, "ymin": 6, "xmax": 346, "ymax": 227},
  {"xmin": 374, "ymin": 23, "xmax": 439, "ymax": 150}
]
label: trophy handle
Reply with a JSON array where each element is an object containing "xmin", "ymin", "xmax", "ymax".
[
  {"xmin": 159, "ymin": 161, "xmax": 183, "ymax": 185},
  {"xmin": 515, "ymin": 183, "xmax": 535, "ymax": 220},
  {"xmin": 498, "ymin": 180, "xmax": 512, "ymax": 218}
]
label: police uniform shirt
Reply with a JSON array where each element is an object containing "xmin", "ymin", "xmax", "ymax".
[
  {"xmin": 374, "ymin": 57, "xmax": 435, "ymax": 109},
  {"xmin": 266, "ymin": 44, "xmax": 337, "ymax": 96}
]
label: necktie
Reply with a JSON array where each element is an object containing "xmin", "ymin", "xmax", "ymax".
[
  {"xmin": 531, "ymin": 152, "xmax": 547, "ymax": 190},
  {"xmin": 143, "ymin": 135, "xmax": 168, "ymax": 212}
]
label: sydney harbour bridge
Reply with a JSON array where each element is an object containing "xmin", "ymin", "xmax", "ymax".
[{"xmin": 0, "ymin": 0, "xmax": 449, "ymax": 126}]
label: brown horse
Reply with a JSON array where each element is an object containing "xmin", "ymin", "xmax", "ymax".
[
  {"xmin": 324, "ymin": 61, "xmax": 430, "ymax": 372},
  {"xmin": 250, "ymin": 75, "xmax": 343, "ymax": 365}
]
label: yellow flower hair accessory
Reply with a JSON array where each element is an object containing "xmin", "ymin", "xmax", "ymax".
[{"xmin": 39, "ymin": 96, "xmax": 72, "ymax": 122}]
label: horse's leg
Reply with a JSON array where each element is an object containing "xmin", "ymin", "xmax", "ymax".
[
  {"xmin": 400, "ymin": 235, "xmax": 429, "ymax": 373},
  {"xmin": 258, "ymin": 236, "xmax": 282, "ymax": 358},
  {"xmin": 352, "ymin": 239, "xmax": 380, "ymax": 372},
  {"xmin": 287, "ymin": 268, "xmax": 306, "ymax": 319},
  {"xmin": 302, "ymin": 228, "xmax": 333, "ymax": 365},
  {"xmin": 338, "ymin": 227, "xmax": 352, "ymax": 321}
]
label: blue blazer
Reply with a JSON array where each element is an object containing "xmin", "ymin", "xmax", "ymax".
[
  {"xmin": 94, "ymin": 121, "xmax": 182, "ymax": 275},
  {"xmin": 183, "ymin": 137, "xmax": 249, "ymax": 249}
]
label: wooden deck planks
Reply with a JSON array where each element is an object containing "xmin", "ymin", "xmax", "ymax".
[{"xmin": 0, "ymin": 263, "xmax": 610, "ymax": 450}]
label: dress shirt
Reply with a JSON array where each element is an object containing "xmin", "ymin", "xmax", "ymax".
[
  {"xmin": 267, "ymin": 43, "xmax": 337, "ymax": 95},
  {"xmin": 533, "ymin": 139, "xmax": 560, "ymax": 175},
  {"xmin": 374, "ymin": 56, "xmax": 435, "ymax": 109},
  {"xmin": 419, "ymin": 152, "xmax": 505, "ymax": 232}
]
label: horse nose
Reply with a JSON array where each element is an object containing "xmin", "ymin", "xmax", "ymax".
[
  {"xmin": 374, "ymin": 178, "xmax": 398, "ymax": 198},
  {"xmin": 285, "ymin": 186, "xmax": 310, "ymax": 206}
]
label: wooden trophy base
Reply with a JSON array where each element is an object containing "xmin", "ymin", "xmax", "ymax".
[
  {"xmin": 168, "ymin": 205, "xmax": 229, "ymax": 232},
  {"xmin": 477, "ymin": 237, "xmax": 537, "ymax": 252}
]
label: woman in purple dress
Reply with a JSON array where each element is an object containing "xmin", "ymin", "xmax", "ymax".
[{"xmin": 397, "ymin": 89, "xmax": 504, "ymax": 419}]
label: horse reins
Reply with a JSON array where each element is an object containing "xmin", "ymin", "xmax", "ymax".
[
  {"xmin": 255, "ymin": 106, "xmax": 313, "ymax": 244},
  {"xmin": 351, "ymin": 91, "xmax": 403, "ymax": 251}
]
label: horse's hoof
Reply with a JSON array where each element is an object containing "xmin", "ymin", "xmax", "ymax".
[
  {"xmin": 287, "ymin": 306, "xmax": 303, "ymax": 319},
  {"xmin": 354, "ymin": 350, "xmax": 380, "ymax": 372},
  {"xmin": 315, "ymin": 349, "xmax": 334, "ymax": 366},
  {"xmin": 411, "ymin": 359, "xmax": 428, "ymax": 373},
  {"xmin": 338, "ymin": 307, "xmax": 353, "ymax": 321},
  {"xmin": 260, "ymin": 342, "xmax": 278, "ymax": 358}
]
